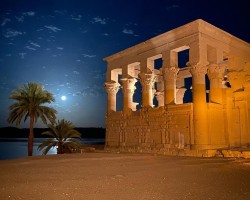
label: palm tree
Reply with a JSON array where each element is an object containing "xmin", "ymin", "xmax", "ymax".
[
  {"xmin": 38, "ymin": 119, "xmax": 81, "ymax": 155},
  {"xmin": 8, "ymin": 82, "xmax": 57, "ymax": 156}
]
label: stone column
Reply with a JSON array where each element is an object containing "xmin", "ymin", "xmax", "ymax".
[
  {"xmin": 207, "ymin": 64, "xmax": 225, "ymax": 104},
  {"xmin": 120, "ymin": 78, "xmax": 137, "ymax": 111},
  {"xmin": 104, "ymin": 82, "xmax": 120, "ymax": 112},
  {"xmin": 155, "ymin": 91, "xmax": 164, "ymax": 107},
  {"xmin": 139, "ymin": 73, "xmax": 155, "ymax": 107},
  {"xmin": 176, "ymin": 88, "xmax": 187, "ymax": 104},
  {"xmin": 190, "ymin": 65, "xmax": 208, "ymax": 149},
  {"xmin": 162, "ymin": 67, "xmax": 179, "ymax": 105}
]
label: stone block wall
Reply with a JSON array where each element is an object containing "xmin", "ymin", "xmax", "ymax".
[
  {"xmin": 106, "ymin": 104, "xmax": 193, "ymax": 150},
  {"xmin": 106, "ymin": 100, "xmax": 250, "ymax": 151}
]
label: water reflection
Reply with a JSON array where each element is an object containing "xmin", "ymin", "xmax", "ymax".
[
  {"xmin": 0, "ymin": 138, "xmax": 57, "ymax": 160},
  {"xmin": 0, "ymin": 138, "xmax": 104, "ymax": 160}
]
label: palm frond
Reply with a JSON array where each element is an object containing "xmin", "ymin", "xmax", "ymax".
[
  {"xmin": 63, "ymin": 141, "xmax": 81, "ymax": 150},
  {"xmin": 41, "ymin": 144, "xmax": 55, "ymax": 155},
  {"xmin": 38, "ymin": 119, "xmax": 82, "ymax": 154},
  {"xmin": 38, "ymin": 139, "xmax": 58, "ymax": 155},
  {"xmin": 41, "ymin": 131, "xmax": 57, "ymax": 138},
  {"xmin": 7, "ymin": 82, "xmax": 56, "ymax": 128},
  {"xmin": 38, "ymin": 138, "xmax": 55, "ymax": 150}
]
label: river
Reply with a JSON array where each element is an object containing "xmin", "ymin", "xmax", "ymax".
[{"xmin": 0, "ymin": 138, "xmax": 105, "ymax": 160}]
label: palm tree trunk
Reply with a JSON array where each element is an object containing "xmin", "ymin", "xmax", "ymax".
[
  {"xmin": 28, "ymin": 115, "xmax": 34, "ymax": 156},
  {"xmin": 57, "ymin": 141, "xmax": 63, "ymax": 154}
]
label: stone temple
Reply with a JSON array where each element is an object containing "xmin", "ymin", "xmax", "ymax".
[{"xmin": 103, "ymin": 19, "xmax": 250, "ymax": 155}]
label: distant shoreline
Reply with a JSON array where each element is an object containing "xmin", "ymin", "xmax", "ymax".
[{"xmin": 0, "ymin": 127, "xmax": 106, "ymax": 138}]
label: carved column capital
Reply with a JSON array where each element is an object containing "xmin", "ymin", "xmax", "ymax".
[
  {"xmin": 139, "ymin": 73, "xmax": 156, "ymax": 88},
  {"xmin": 120, "ymin": 78, "xmax": 137, "ymax": 94},
  {"xmin": 162, "ymin": 67, "xmax": 179, "ymax": 80},
  {"xmin": 207, "ymin": 64, "xmax": 225, "ymax": 80},
  {"xmin": 104, "ymin": 81, "xmax": 120, "ymax": 94},
  {"xmin": 189, "ymin": 65, "xmax": 208, "ymax": 77}
]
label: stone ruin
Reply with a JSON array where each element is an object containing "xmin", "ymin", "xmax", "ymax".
[{"xmin": 103, "ymin": 19, "xmax": 250, "ymax": 156}]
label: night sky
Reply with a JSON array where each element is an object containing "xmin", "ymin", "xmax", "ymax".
[{"xmin": 0, "ymin": 0, "xmax": 249, "ymax": 128}]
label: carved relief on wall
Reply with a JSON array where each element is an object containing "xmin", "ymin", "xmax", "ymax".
[{"xmin": 207, "ymin": 64, "xmax": 225, "ymax": 80}]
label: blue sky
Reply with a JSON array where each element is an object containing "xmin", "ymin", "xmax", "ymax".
[{"xmin": 0, "ymin": 0, "xmax": 249, "ymax": 128}]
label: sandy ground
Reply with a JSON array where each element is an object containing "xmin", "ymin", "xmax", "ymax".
[{"xmin": 0, "ymin": 152, "xmax": 250, "ymax": 200}]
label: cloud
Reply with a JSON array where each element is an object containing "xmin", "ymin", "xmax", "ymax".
[
  {"xmin": 54, "ymin": 10, "xmax": 66, "ymax": 15},
  {"xmin": 5, "ymin": 54, "xmax": 12, "ymax": 57},
  {"xmin": 126, "ymin": 22, "xmax": 138, "ymax": 26},
  {"xmin": 56, "ymin": 47, "xmax": 64, "ymax": 50},
  {"xmin": 26, "ymin": 46, "xmax": 36, "ymax": 51},
  {"xmin": 81, "ymin": 30, "xmax": 88, "ymax": 34},
  {"xmin": 75, "ymin": 84, "xmax": 105, "ymax": 97},
  {"xmin": 19, "ymin": 53, "xmax": 27, "ymax": 59},
  {"xmin": 3, "ymin": 29, "xmax": 24, "ymax": 38},
  {"xmin": 93, "ymin": 73, "xmax": 105, "ymax": 79},
  {"xmin": 71, "ymin": 14, "xmax": 82, "ymax": 21},
  {"xmin": 0, "ymin": 82, "xmax": 10, "ymax": 90},
  {"xmin": 103, "ymin": 33, "xmax": 109, "ymax": 36},
  {"xmin": 16, "ymin": 16, "xmax": 24, "ymax": 22},
  {"xmin": 1, "ymin": 18, "xmax": 10, "ymax": 26},
  {"xmin": 92, "ymin": 17, "xmax": 106, "ymax": 24},
  {"xmin": 44, "ymin": 25, "xmax": 62, "ymax": 32},
  {"xmin": 122, "ymin": 28, "xmax": 134, "ymax": 35},
  {"xmin": 89, "ymin": 70, "xmax": 106, "ymax": 80},
  {"xmin": 73, "ymin": 70, "xmax": 80, "ymax": 75},
  {"xmin": 29, "ymin": 41, "xmax": 40, "ymax": 48},
  {"xmin": 23, "ymin": 11, "xmax": 35, "ymax": 16},
  {"xmin": 122, "ymin": 28, "xmax": 139, "ymax": 37},
  {"xmin": 52, "ymin": 54, "xmax": 61, "ymax": 57},
  {"xmin": 82, "ymin": 54, "xmax": 96, "ymax": 58},
  {"xmin": 46, "ymin": 38, "xmax": 55, "ymax": 42}
]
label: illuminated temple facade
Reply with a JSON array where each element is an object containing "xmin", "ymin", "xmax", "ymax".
[{"xmin": 103, "ymin": 19, "xmax": 250, "ymax": 154}]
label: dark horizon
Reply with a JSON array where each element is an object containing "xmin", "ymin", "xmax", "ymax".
[{"xmin": 0, "ymin": 126, "xmax": 105, "ymax": 138}]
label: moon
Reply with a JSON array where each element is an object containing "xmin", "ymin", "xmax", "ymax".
[{"xmin": 61, "ymin": 95, "xmax": 67, "ymax": 101}]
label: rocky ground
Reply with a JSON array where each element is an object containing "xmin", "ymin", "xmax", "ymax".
[{"xmin": 0, "ymin": 152, "xmax": 250, "ymax": 200}]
